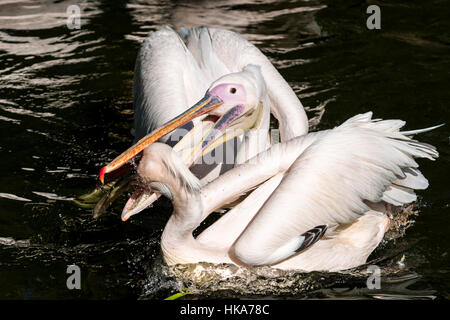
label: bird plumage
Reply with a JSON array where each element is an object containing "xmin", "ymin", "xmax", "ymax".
[
  {"xmin": 95, "ymin": 26, "xmax": 440, "ymax": 273},
  {"xmin": 135, "ymin": 112, "xmax": 439, "ymax": 271},
  {"xmin": 133, "ymin": 26, "xmax": 308, "ymax": 146},
  {"xmin": 231, "ymin": 112, "xmax": 438, "ymax": 266},
  {"xmin": 107, "ymin": 26, "xmax": 311, "ymax": 221}
]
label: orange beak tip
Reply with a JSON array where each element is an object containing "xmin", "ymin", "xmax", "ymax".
[{"xmin": 99, "ymin": 167, "xmax": 106, "ymax": 184}]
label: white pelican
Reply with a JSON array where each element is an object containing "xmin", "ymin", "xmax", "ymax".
[
  {"xmin": 123, "ymin": 112, "xmax": 439, "ymax": 272},
  {"xmin": 95, "ymin": 26, "xmax": 308, "ymax": 217}
]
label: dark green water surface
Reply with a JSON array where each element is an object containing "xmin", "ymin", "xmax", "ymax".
[{"xmin": 0, "ymin": 0, "xmax": 449, "ymax": 299}]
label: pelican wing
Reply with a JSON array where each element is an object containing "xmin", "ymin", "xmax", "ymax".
[
  {"xmin": 181, "ymin": 27, "xmax": 230, "ymax": 83},
  {"xmin": 274, "ymin": 211, "xmax": 390, "ymax": 272},
  {"xmin": 134, "ymin": 25, "xmax": 308, "ymax": 151},
  {"xmin": 133, "ymin": 26, "xmax": 211, "ymax": 140},
  {"xmin": 233, "ymin": 112, "xmax": 438, "ymax": 266}
]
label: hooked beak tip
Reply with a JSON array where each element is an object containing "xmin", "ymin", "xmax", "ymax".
[{"xmin": 99, "ymin": 167, "xmax": 106, "ymax": 184}]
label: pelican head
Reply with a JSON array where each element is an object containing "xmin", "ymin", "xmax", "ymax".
[
  {"xmin": 110, "ymin": 65, "xmax": 267, "ymax": 220},
  {"xmin": 207, "ymin": 64, "xmax": 266, "ymax": 118},
  {"xmin": 121, "ymin": 143, "xmax": 202, "ymax": 220},
  {"xmin": 137, "ymin": 143, "xmax": 201, "ymax": 198},
  {"xmin": 99, "ymin": 64, "xmax": 267, "ymax": 184}
]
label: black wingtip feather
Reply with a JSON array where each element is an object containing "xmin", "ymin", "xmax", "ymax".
[{"xmin": 294, "ymin": 225, "xmax": 327, "ymax": 253}]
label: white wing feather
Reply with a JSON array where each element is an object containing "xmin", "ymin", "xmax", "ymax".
[
  {"xmin": 233, "ymin": 112, "xmax": 438, "ymax": 266},
  {"xmin": 133, "ymin": 26, "xmax": 211, "ymax": 140}
]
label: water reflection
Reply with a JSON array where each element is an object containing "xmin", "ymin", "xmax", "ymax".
[
  {"xmin": 0, "ymin": 0, "xmax": 99, "ymax": 30},
  {"xmin": 126, "ymin": 0, "xmax": 325, "ymax": 44}
]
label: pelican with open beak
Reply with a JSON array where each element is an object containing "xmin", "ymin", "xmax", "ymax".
[
  {"xmin": 101, "ymin": 66, "xmax": 269, "ymax": 220},
  {"xmin": 89, "ymin": 26, "xmax": 310, "ymax": 218}
]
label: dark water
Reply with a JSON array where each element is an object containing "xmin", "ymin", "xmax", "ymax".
[{"xmin": 0, "ymin": 0, "xmax": 449, "ymax": 299}]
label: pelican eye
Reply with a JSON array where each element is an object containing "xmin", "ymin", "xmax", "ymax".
[{"xmin": 229, "ymin": 87, "xmax": 237, "ymax": 94}]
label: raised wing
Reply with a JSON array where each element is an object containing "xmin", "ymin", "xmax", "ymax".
[
  {"xmin": 133, "ymin": 26, "xmax": 210, "ymax": 140},
  {"xmin": 232, "ymin": 112, "xmax": 439, "ymax": 266}
]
